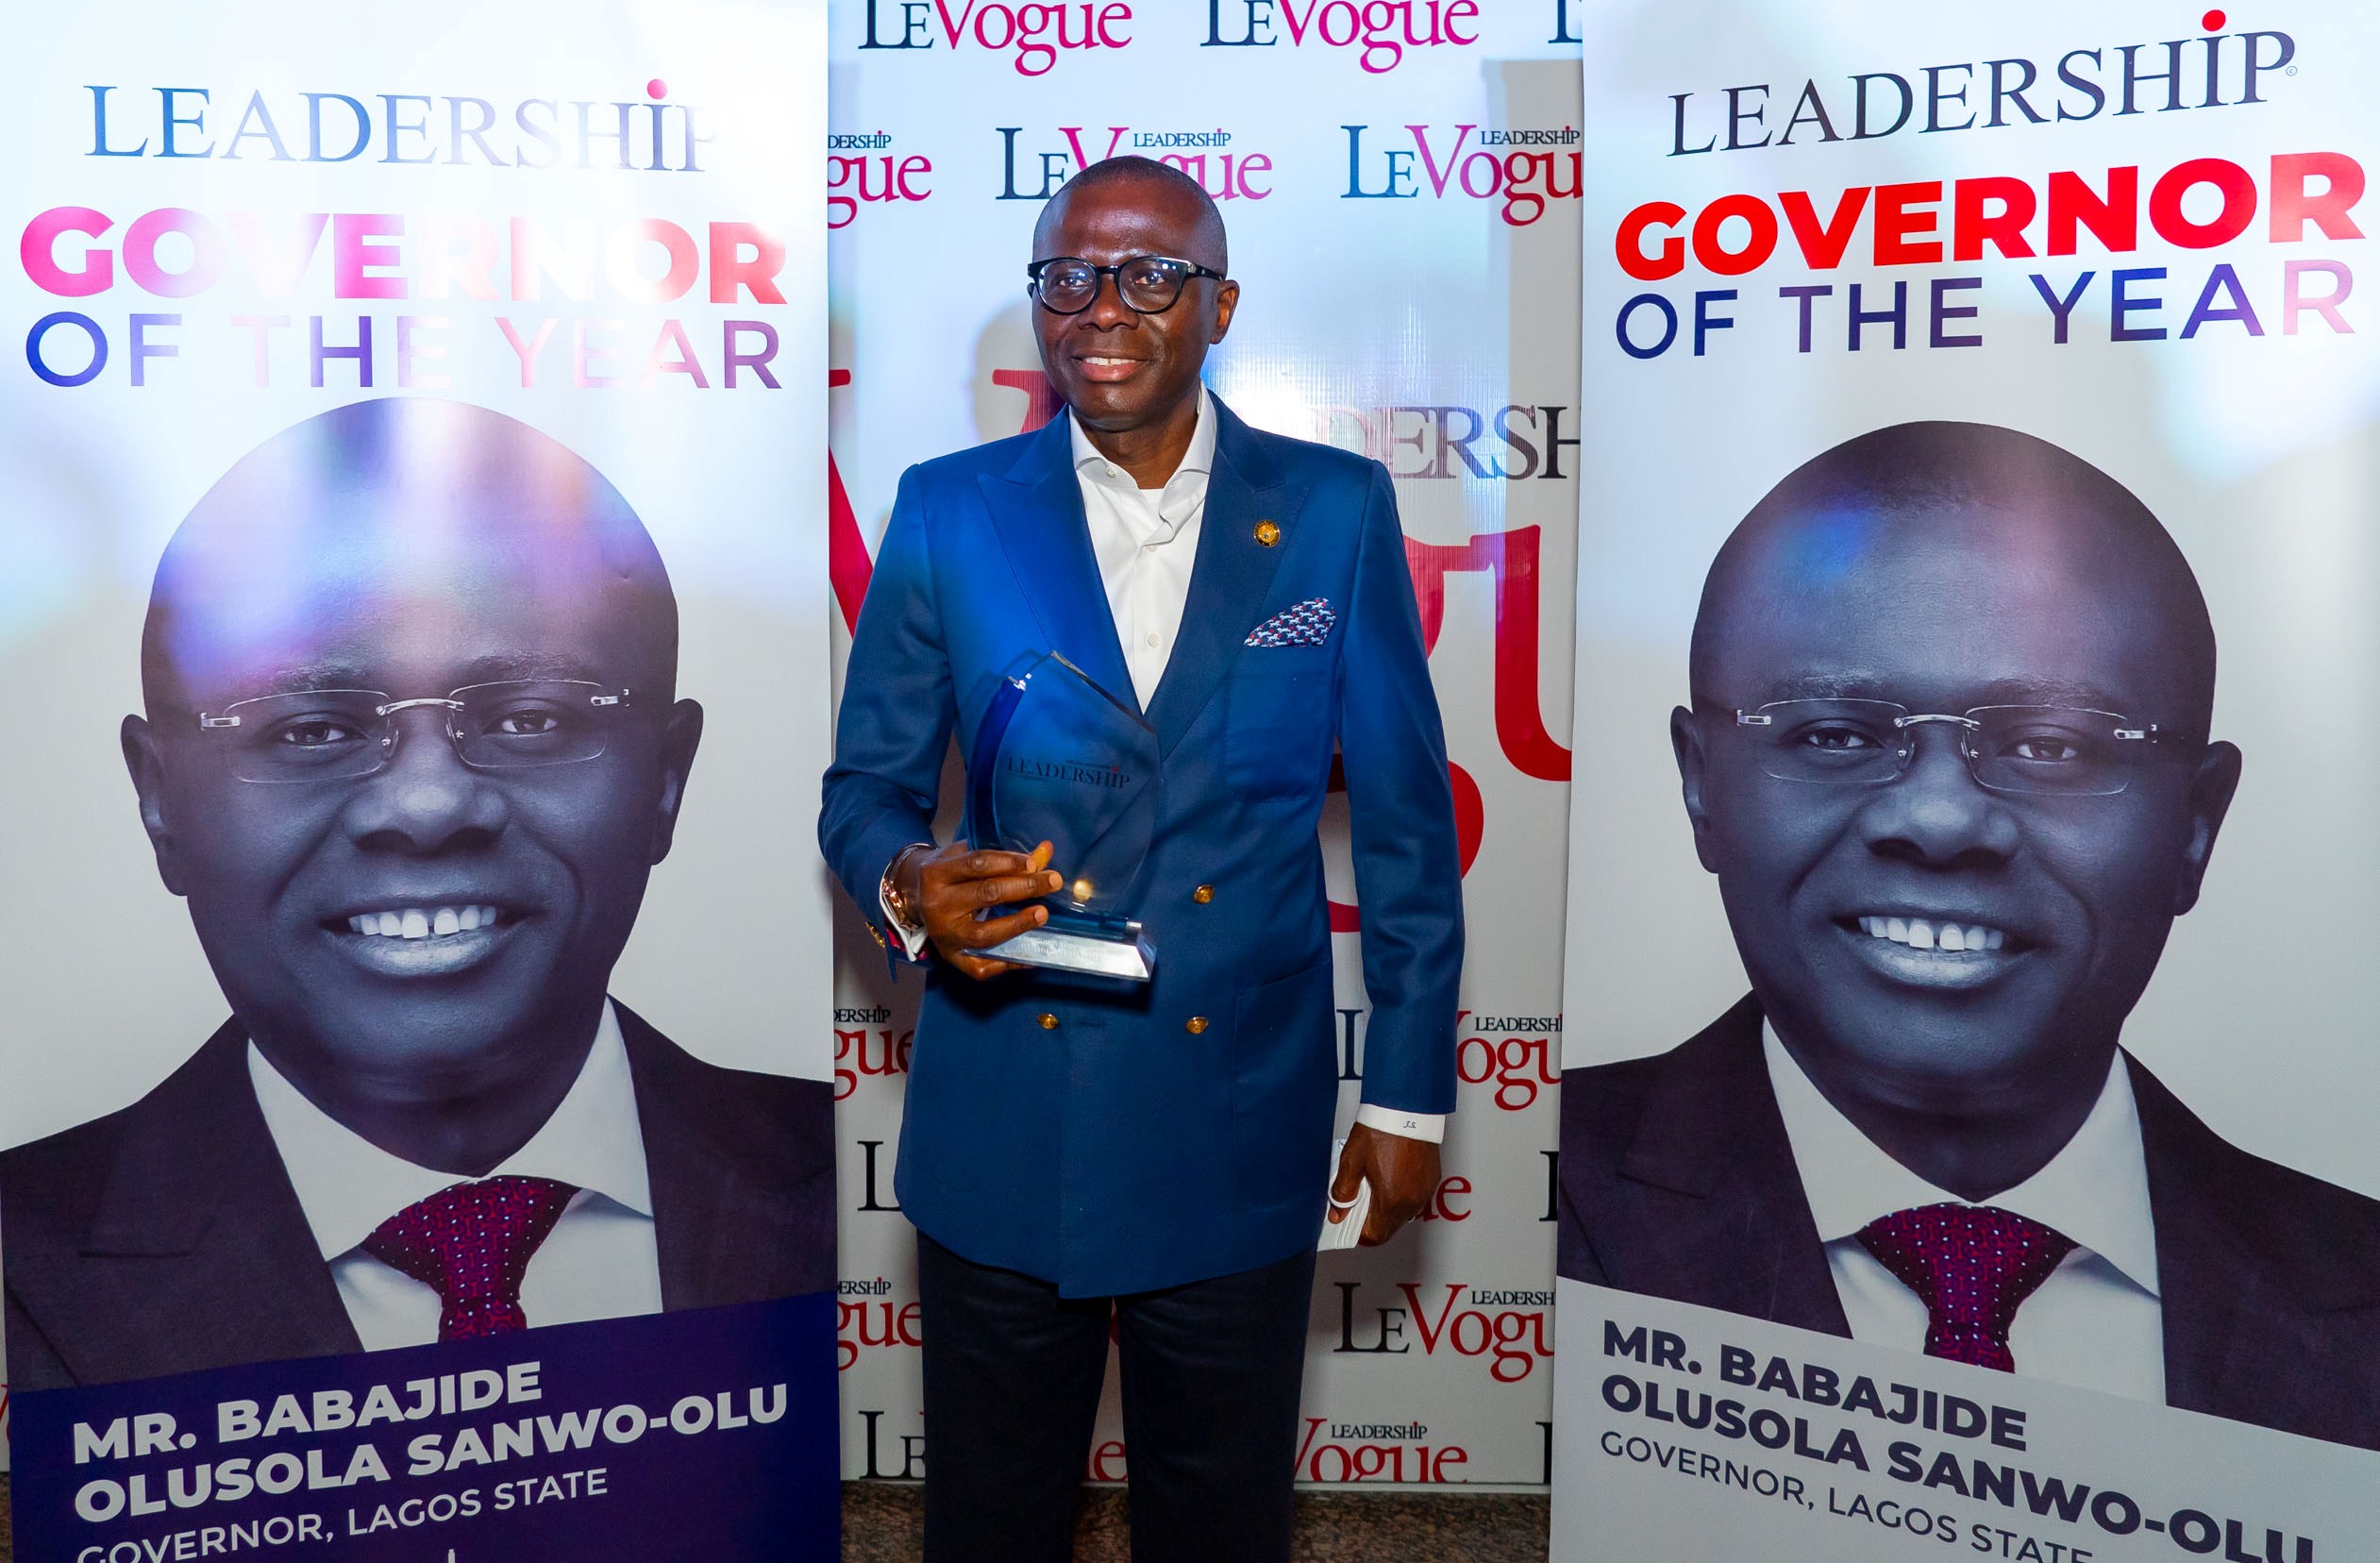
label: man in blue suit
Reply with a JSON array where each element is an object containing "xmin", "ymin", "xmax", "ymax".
[{"xmin": 819, "ymin": 158, "xmax": 1464, "ymax": 1561}]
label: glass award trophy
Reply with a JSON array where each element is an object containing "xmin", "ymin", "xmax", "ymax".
[{"xmin": 965, "ymin": 651, "xmax": 1160, "ymax": 981}]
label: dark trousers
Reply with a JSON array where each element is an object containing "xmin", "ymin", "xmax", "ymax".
[{"xmin": 915, "ymin": 1232, "xmax": 1316, "ymax": 1563}]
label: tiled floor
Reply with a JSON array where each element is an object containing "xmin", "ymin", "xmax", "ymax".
[{"xmin": 844, "ymin": 1482, "xmax": 1551, "ymax": 1562}]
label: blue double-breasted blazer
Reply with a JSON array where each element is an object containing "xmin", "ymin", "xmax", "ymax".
[{"xmin": 820, "ymin": 395, "xmax": 1464, "ymax": 1297}]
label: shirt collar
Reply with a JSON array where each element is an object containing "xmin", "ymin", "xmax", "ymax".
[
  {"xmin": 1762, "ymin": 1022, "xmax": 2160, "ymax": 1297},
  {"xmin": 1069, "ymin": 386, "xmax": 1216, "ymax": 496},
  {"xmin": 248, "ymin": 1000, "xmax": 655, "ymax": 1260}
]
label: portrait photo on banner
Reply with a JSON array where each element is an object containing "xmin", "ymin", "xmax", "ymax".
[
  {"xmin": 2, "ymin": 397, "xmax": 837, "ymax": 1393},
  {"xmin": 1560, "ymin": 414, "xmax": 2380, "ymax": 1454}
]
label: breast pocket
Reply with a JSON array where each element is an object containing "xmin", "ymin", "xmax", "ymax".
[{"xmin": 1224, "ymin": 644, "xmax": 1335, "ymax": 799}]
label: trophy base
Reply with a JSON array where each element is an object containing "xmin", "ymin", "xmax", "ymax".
[{"xmin": 980, "ymin": 911, "xmax": 1155, "ymax": 982}]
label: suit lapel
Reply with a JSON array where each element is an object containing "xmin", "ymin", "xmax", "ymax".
[
  {"xmin": 32, "ymin": 1023, "xmax": 360, "ymax": 1381},
  {"xmin": 1617, "ymin": 997, "xmax": 1852, "ymax": 1336},
  {"xmin": 1145, "ymin": 400, "xmax": 1292, "ymax": 758},
  {"xmin": 980, "ymin": 416, "xmax": 1137, "ymax": 712},
  {"xmin": 621, "ymin": 1003, "xmax": 804, "ymax": 1311},
  {"xmin": 2136, "ymin": 1056, "xmax": 2334, "ymax": 1427}
]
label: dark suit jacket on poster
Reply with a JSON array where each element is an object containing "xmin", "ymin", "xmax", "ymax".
[
  {"xmin": 1, "ymin": 1001, "xmax": 834, "ymax": 1391},
  {"xmin": 1557, "ymin": 995, "xmax": 2380, "ymax": 1451},
  {"xmin": 818, "ymin": 397, "xmax": 1462, "ymax": 1299}
]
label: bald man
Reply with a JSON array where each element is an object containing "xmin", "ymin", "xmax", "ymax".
[
  {"xmin": 1557, "ymin": 421, "xmax": 2380, "ymax": 1449},
  {"xmin": 3, "ymin": 397, "xmax": 832, "ymax": 1391},
  {"xmin": 822, "ymin": 158, "xmax": 1461, "ymax": 1560}
]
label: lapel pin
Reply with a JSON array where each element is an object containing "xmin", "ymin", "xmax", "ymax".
[{"xmin": 1254, "ymin": 520, "xmax": 1280, "ymax": 546}]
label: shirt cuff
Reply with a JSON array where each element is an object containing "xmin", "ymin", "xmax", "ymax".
[
  {"xmin": 1355, "ymin": 1104, "xmax": 1445, "ymax": 1143},
  {"xmin": 877, "ymin": 876, "xmax": 930, "ymax": 963}
]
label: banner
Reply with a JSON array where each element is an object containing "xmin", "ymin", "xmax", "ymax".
[
  {"xmin": 1558, "ymin": 0, "xmax": 2380, "ymax": 1556},
  {"xmin": 0, "ymin": 3, "xmax": 838, "ymax": 1555},
  {"xmin": 830, "ymin": 1, "xmax": 1586, "ymax": 1487}
]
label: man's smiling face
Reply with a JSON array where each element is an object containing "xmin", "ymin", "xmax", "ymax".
[
  {"xmin": 1674, "ymin": 426, "xmax": 2240, "ymax": 1113},
  {"xmin": 1030, "ymin": 172, "xmax": 1237, "ymax": 436},
  {"xmin": 128, "ymin": 400, "xmax": 699, "ymax": 1101}
]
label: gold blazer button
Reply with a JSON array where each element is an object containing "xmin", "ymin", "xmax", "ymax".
[
  {"xmin": 1254, "ymin": 520, "xmax": 1280, "ymax": 546},
  {"xmin": 1038, "ymin": 1013, "xmax": 1059, "ymax": 1030},
  {"xmin": 1185, "ymin": 1017, "xmax": 1210, "ymax": 1034}
]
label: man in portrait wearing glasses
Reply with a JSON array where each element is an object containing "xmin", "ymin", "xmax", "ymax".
[
  {"xmin": 1557, "ymin": 420, "xmax": 2380, "ymax": 1449},
  {"xmin": 2, "ymin": 396, "xmax": 833, "ymax": 1390},
  {"xmin": 820, "ymin": 158, "xmax": 1461, "ymax": 1561}
]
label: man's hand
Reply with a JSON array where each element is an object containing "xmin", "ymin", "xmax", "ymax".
[
  {"xmin": 897, "ymin": 839, "xmax": 1064, "ymax": 981},
  {"xmin": 1327, "ymin": 1123, "xmax": 1441, "ymax": 1246}
]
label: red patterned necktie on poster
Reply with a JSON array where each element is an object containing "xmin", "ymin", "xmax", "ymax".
[
  {"xmin": 362, "ymin": 1176, "xmax": 579, "ymax": 1342},
  {"xmin": 1855, "ymin": 1203, "xmax": 2077, "ymax": 1372}
]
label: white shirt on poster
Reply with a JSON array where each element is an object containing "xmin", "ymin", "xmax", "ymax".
[
  {"xmin": 1763, "ymin": 1022, "xmax": 2166, "ymax": 1403},
  {"xmin": 247, "ymin": 1000, "xmax": 663, "ymax": 1352},
  {"xmin": 880, "ymin": 390, "xmax": 1441, "ymax": 1144}
]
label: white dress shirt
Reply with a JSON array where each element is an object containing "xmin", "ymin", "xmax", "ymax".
[
  {"xmin": 1764, "ymin": 1023, "xmax": 2165, "ymax": 1402},
  {"xmin": 247, "ymin": 1000, "xmax": 663, "ymax": 1352},
  {"xmin": 880, "ymin": 391, "xmax": 1442, "ymax": 1144},
  {"xmin": 1071, "ymin": 384, "xmax": 1217, "ymax": 710}
]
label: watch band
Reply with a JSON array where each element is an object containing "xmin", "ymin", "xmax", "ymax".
[{"xmin": 880, "ymin": 843, "xmax": 931, "ymax": 935}]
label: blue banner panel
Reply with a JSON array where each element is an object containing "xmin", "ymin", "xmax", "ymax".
[{"xmin": 12, "ymin": 1294, "xmax": 838, "ymax": 1560}]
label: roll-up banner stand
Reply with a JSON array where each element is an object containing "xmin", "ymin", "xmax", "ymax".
[
  {"xmin": 828, "ymin": 2, "xmax": 1584, "ymax": 1488},
  {"xmin": 0, "ymin": 3, "xmax": 839, "ymax": 1555},
  {"xmin": 1559, "ymin": 1, "xmax": 2380, "ymax": 1557}
]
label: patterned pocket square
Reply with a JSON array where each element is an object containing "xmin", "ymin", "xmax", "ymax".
[{"xmin": 1245, "ymin": 598, "xmax": 1336, "ymax": 647}]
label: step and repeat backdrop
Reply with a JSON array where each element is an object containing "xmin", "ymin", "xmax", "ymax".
[
  {"xmin": 1559, "ymin": 0, "xmax": 2380, "ymax": 1557},
  {"xmin": 0, "ymin": 1, "xmax": 839, "ymax": 1555},
  {"xmin": 828, "ymin": 0, "xmax": 1587, "ymax": 1488}
]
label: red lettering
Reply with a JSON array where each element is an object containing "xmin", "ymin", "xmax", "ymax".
[
  {"xmin": 1871, "ymin": 180, "xmax": 1943, "ymax": 265},
  {"xmin": 2148, "ymin": 157, "xmax": 2257, "ymax": 249},
  {"xmin": 1401, "ymin": 528, "xmax": 1570, "ymax": 781},
  {"xmin": 1406, "ymin": 123, "xmax": 1475, "ymax": 198},
  {"xmin": 1952, "ymin": 176, "xmax": 2037, "ymax": 260},
  {"xmin": 123, "ymin": 208, "xmax": 226, "ymax": 298},
  {"xmin": 1690, "ymin": 193, "xmax": 1778, "ymax": 276},
  {"xmin": 2047, "ymin": 167, "xmax": 2139, "ymax": 256},
  {"xmin": 1423, "ymin": 1174, "xmax": 1472, "ymax": 1222},
  {"xmin": 930, "ymin": 0, "xmax": 980, "ymax": 47},
  {"xmin": 1616, "ymin": 200, "xmax": 1686, "ymax": 280},
  {"xmin": 22, "ymin": 206, "xmax": 115, "ymax": 297},
  {"xmin": 1057, "ymin": 125, "xmax": 1129, "ymax": 173},
  {"xmin": 1779, "ymin": 188, "xmax": 1869, "ymax": 270},
  {"xmin": 2265, "ymin": 151, "xmax": 2360, "ymax": 240},
  {"xmin": 708, "ymin": 222, "xmax": 785, "ymax": 304},
  {"xmin": 1400, "ymin": 1283, "xmax": 1466, "ymax": 1354},
  {"xmin": 1293, "ymin": 1419, "xmax": 1329, "ymax": 1471}
]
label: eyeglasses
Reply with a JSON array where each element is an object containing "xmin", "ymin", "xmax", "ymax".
[
  {"xmin": 194, "ymin": 681, "xmax": 633, "ymax": 783},
  {"xmin": 1729, "ymin": 699, "xmax": 2174, "ymax": 797},
  {"xmin": 1027, "ymin": 255, "xmax": 1224, "ymax": 316}
]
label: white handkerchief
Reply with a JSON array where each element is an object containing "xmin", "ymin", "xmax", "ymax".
[{"xmin": 1317, "ymin": 1136, "xmax": 1373, "ymax": 1252}]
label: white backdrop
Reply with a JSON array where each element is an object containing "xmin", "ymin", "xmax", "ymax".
[{"xmin": 829, "ymin": 0, "xmax": 1586, "ymax": 1488}]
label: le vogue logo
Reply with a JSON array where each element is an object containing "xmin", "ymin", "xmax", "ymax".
[
  {"xmin": 1293, "ymin": 1417, "xmax": 1471, "ymax": 1485},
  {"xmin": 1203, "ymin": 0, "xmax": 1480, "ymax": 75},
  {"xmin": 83, "ymin": 82, "xmax": 714, "ymax": 172},
  {"xmin": 829, "ymin": 132, "xmax": 933, "ymax": 229},
  {"xmin": 1343, "ymin": 125, "xmax": 1583, "ymax": 226},
  {"xmin": 1333, "ymin": 1280, "xmax": 1555, "ymax": 1384},
  {"xmin": 856, "ymin": 0, "xmax": 1131, "ymax": 76},
  {"xmin": 996, "ymin": 126, "xmax": 1273, "ymax": 203}
]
